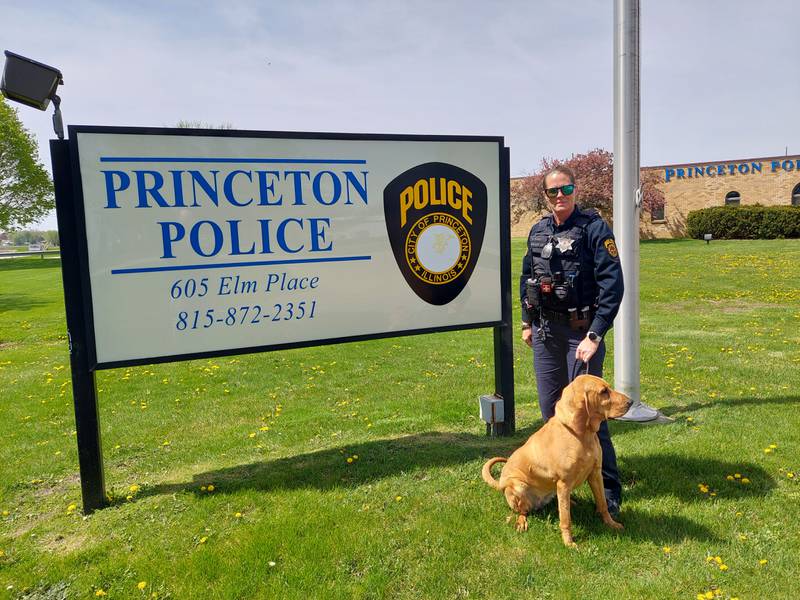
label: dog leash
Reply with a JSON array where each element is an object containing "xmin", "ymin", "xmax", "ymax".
[{"xmin": 570, "ymin": 357, "xmax": 590, "ymax": 383}]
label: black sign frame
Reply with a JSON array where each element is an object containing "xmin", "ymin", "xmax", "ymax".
[{"xmin": 52, "ymin": 127, "xmax": 514, "ymax": 512}]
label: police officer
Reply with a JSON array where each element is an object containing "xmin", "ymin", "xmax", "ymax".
[{"xmin": 520, "ymin": 165, "xmax": 625, "ymax": 517}]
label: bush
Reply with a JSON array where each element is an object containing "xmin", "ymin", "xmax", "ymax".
[{"xmin": 686, "ymin": 205, "xmax": 800, "ymax": 239}]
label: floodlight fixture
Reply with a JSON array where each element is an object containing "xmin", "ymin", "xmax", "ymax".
[{"xmin": 1, "ymin": 50, "xmax": 65, "ymax": 139}]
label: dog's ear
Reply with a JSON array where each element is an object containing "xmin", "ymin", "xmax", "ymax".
[
  {"xmin": 556, "ymin": 381, "xmax": 589, "ymax": 435},
  {"xmin": 586, "ymin": 385, "xmax": 607, "ymax": 433}
]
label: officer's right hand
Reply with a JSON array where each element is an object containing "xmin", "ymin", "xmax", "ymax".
[{"xmin": 522, "ymin": 327, "xmax": 533, "ymax": 347}]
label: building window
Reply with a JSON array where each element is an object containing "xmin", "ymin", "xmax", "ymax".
[
  {"xmin": 725, "ymin": 191, "xmax": 741, "ymax": 206},
  {"xmin": 792, "ymin": 183, "xmax": 800, "ymax": 206},
  {"xmin": 650, "ymin": 205, "xmax": 665, "ymax": 221}
]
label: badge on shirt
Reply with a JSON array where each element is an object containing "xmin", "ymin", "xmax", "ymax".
[
  {"xmin": 555, "ymin": 237, "xmax": 574, "ymax": 253},
  {"xmin": 604, "ymin": 238, "xmax": 619, "ymax": 259}
]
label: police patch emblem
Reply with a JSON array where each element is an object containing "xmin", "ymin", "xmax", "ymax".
[
  {"xmin": 384, "ymin": 162, "xmax": 487, "ymax": 305},
  {"xmin": 604, "ymin": 238, "xmax": 619, "ymax": 258}
]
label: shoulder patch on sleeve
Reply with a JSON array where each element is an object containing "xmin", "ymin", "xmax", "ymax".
[{"xmin": 604, "ymin": 238, "xmax": 619, "ymax": 259}]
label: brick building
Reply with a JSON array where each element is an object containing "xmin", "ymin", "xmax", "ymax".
[{"xmin": 642, "ymin": 154, "xmax": 800, "ymax": 238}]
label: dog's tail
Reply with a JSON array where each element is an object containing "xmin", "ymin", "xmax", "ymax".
[{"xmin": 481, "ymin": 457, "xmax": 507, "ymax": 490}]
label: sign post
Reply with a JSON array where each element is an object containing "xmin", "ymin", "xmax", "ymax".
[
  {"xmin": 51, "ymin": 139, "xmax": 106, "ymax": 512},
  {"xmin": 492, "ymin": 147, "xmax": 514, "ymax": 435}
]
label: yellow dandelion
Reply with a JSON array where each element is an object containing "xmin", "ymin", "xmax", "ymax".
[
  {"xmin": 95, "ymin": 590, "xmax": 107, "ymax": 597},
  {"xmin": 764, "ymin": 448, "xmax": 773, "ymax": 454},
  {"xmin": 395, "ymin": 495, "xmax": 403, "ymax": 502},
  {"xmin": 268, "ymin": 561, "xmax": 276, "ymax": 567},
  {"xmin": 740, "ymin": 478, "xmax": 750, "ymax": 484},
  {"xmin": 353, "ymin": 454, "xmax": 359, "ymax": 460},
  {"xmin": 129, "ymin": 484, "xmax": 140, "ymax": 493},
  {"xmin": 199, "ymin": 536, "xmax": 208, "ymax": 544},
  {"xmin": 0, "ymin": 550, "xmax": 5, "ymax": 557},
  {"xmin": 200, "ymin": 486, "xmax": 207, "ymax": 492},
  {"xmin": 2, "ymin": 510, "xmax": 9, "ymax": 516},
  {"xmin": 735, "ymin": 511, "xmax": 743, "ymax": 517},
  {"xmin": 696, "ymin": 594, "xmax": 705, "ymax": 600},
  {"xmin": 719, "ymin": 564, "xmax": 728, "ymax": 571},
  {"xmin": 137, "ymin": 581, "xmax": 147, "ymax": 590},
  {"xmin": 704, "ymin": 592, "xmax": 714, "ymax": 599},
  {"xmin": 726, "ymin": 475, "xmax": 735, "ymax": 481},
  {"xmin": 259, "ymin": 426, "xmax": 269, "ymax": 431},
  {"xmin": 738, "ymin": 534, "xmax": 747, "ymax": 541},
  {"xmin": 162, "ymin": 440, "xmax": 170, "ymax": 446},
  {"xmin": 207, "ymin": 484, "xmax": 214, "ymax": 492},
  {"xmin": 67, "ymin": 503, "xmax": 77, "ymax": 512},
  {"xmin": 788, "ymin": 472, "xmax": 795, "ymax": 479},
  {"xmin": 126, "ymin": 495, "xmax": 133, "ymax": 501},
  {"xmin": 734, "ymin": 473, "xmax": 741, "ymax": 478},
  {"xmin": 686, "ymin": 417, "xmax": 694, "ymax": 422},
  {"xmin": 346, "ymin": 457, "xmax": 353, "ymax": 464},
  {"xmin": 662, "ymin": 546, "xmax": 671, "ymax": 553},
  {"xmin": 759, "ymin": 559, "xmax": 768, "ymax": 565},
  {"xmin": 234, "ymin": 512, "xmax": 243, "ymax": 518},
  {"xmin": 248, "ymin": 433, "xmax": 256, "ymax": 438},
  {"xmin": 769, "ymin": 444, "xmax": 777, "ymax": 449}
]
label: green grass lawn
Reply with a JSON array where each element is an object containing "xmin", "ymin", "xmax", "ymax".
[{"xmin": 1, "ymin": 240, "xmax": 798, "ymax": 599}]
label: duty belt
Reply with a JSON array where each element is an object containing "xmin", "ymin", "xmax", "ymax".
[{"xmin": 539, "ymin": 307, "xmax": 594, "ymax": 326}]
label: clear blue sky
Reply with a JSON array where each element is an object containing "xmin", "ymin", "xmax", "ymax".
[{"xmin": 4, "ymin": 0, "xmax": 798, "ymax": 230}]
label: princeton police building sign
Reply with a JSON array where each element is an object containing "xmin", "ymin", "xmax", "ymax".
[
  {"xmin": 67, "ymin": 127, "xmax": 506, "ymax": 368},
  {"xmin": 54, "ymin": 126, "xmax": 511, "ymax": 510}
]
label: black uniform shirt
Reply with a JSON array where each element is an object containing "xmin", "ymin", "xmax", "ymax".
[{"xmin": 520, "ymin": 206, "xmax": 624, "ymax": 338}]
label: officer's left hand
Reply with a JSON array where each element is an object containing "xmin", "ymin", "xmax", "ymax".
[{"xmin": 576, "ymin": 336, "xmax": 600, "ymax": 364}]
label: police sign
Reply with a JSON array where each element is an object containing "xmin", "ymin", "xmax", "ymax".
[{"xmin": 67, "ymin": 127, "xmax": 505, "ymax": 368}]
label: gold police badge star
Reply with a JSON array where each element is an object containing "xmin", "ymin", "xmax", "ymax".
[{"xmin": 604, "ymin": 238, "xmax": 619, "ymax": 258}]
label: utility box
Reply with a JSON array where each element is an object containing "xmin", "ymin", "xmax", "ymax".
[{"xmin": 478, "ymin": 394, "xmax": 505, "ymax": 435}]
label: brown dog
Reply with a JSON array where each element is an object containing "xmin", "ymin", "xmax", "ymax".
[{"xmin": 482, "ymin": 374, "xmax": 632, "ymax": 547}]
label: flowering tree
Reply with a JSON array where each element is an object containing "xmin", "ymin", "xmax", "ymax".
[{"xmin": 513, "ymin": 148, "xmax": 664, "ymax": 220}]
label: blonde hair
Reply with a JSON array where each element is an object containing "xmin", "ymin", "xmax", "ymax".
[{"xmin": 541, "ymin": 165, "xmax": 576, "ymax": 192}]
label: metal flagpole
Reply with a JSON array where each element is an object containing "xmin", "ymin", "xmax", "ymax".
[{"xmin": 613, "ymin": 0, "xmax": 668, "ymax": 422}]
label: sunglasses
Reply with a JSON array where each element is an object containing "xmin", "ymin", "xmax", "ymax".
[{"xmin": 544, "ymin": 184, "xmax": 575, "ymax": 198}]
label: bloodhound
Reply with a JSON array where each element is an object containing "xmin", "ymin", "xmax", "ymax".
[{"xmin": 482, "ymin": 374, "xmax": 632, "ymax": 547}]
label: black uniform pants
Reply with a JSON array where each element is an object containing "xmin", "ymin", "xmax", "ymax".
[{"xmin": 531, "ymin": 320, "xmax": 622, "ymax": 501}]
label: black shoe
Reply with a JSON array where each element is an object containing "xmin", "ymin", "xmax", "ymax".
[{"xmin": 604, "ymin": 493, "xmax": 621, "ymax": 519}]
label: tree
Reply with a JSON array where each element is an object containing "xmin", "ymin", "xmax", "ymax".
[
  {"xmin": 513, "ymin": 148, "xmax": 664, "ymax": 221},
  {"xmin": 176, "ymin": 120, "xmax": 234, "ymax": 129},
  {"xmin": 44, "ymin": 229, "xmax": 59, "ymax": 247},
  {"xmin": 0, "ymin": 96, "xmax": 54, "ymax": 230}
]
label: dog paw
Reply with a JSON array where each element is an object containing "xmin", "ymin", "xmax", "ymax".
[
  {"xmin": 605, "ymin": 519, "xmax": 624, "ymax": 530},
  {"xmin": 515, "ymin": 515, "xmax": 528, "ymax": 532}
]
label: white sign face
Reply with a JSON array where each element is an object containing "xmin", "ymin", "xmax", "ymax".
[{"xmin": 72, "ymin": 129, "xmax": 503, "ymax": 365}]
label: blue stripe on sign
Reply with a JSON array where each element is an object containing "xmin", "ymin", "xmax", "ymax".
[
  {"xmin": 111, "ymin": 255, "xmax": 372, "ymax": 275},
  {"xmin": 99, "ymin": 157, "xmax": 367, "ymax": 164}
]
